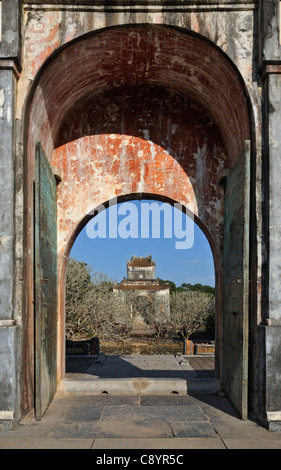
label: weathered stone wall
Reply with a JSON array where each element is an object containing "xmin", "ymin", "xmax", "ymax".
[
  {"xmin": 52, "ymin": 81, "xmax": 228, "ymax": 257},
  {"xmin": 0, "ymin": 0, "xmax": 22, "ymax": 426},
  {"xmin": 258, "ymin": 0, "xmax": 281, "ymax": 429}
]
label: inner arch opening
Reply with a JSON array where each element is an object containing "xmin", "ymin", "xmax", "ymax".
[{"xmin": 64, "ymin": 196, "xmax": 216, "ymax": 380}]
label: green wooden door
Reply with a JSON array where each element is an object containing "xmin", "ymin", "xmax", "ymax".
[
  {"xmin": 34, "ymin": 142, "xmax": 57, "ymax": 420},
  {"xmin": 223, "ymin": 141, "xmax": 250, "ymax": 420}
]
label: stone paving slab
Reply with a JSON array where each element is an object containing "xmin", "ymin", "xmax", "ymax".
[
  {"xmin": 171, "ymin": 421, "xmax": 218, "ymax": 438},
  {"xmin": 140, "ymin": 394, "xmax": 204, "ymax": 406},
  {"xmin": 0, "ymin": 437, "xmax": 94, "ymax": 449},
  {"xmin": 47, "ymin": 419, "xmax": 174, "ymax": 439},
  {"xmin": 91, "ymin": 438, "xmax": 226, "ymax": 449},
  {"xmin": 100, "ymin": 405, "xmax": 208, "ymax": 422},
  {"xmin": 223, "ymin": 438, "xmax": 281, "ymax": 449},
  {"xmin": 63, "ymin": 406, "xmax": 104, "ymax": 422},
  {"xmin": 51, "ymin": 394, "xmax": 140, "ymax": 406}
]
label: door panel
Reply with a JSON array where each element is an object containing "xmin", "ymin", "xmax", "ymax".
[
  {"xmin": 34, "ymin": 142, "xmax": 57, "ymax": 420},
  {"xmin": 223, "ymin": 141, "xmax": 250, "ymax": 419}
]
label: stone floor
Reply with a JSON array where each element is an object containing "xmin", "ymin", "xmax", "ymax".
[
  {"xmin": 1, "ymin": 390, "xmax": 281, "ymax": 449},
  {"xmin": 1, "ymin": 354, "xmax": 281, "ymax": 449},
  {"xmin": 65, "ymin": 354, "xmax": 215, "ymax": 379}
]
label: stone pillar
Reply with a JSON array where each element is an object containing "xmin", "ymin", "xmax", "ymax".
[
  {"xmin": 0, "ymin": 0, "xmax": 21, "ymax": 427},
  {"xmin": 260, "ymin": 0, "xmax": 281, "ymax": 430}
]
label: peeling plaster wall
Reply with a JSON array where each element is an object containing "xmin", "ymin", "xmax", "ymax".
[
  {"xmin": 53, "ymin": 87, "xmax": 227, "ymax": 259},
  {"xmin": 18, "ymin": 5, "xmax": 261, "ymax": 126},
  {"xmin": 20, "ymin": 5, "xmax": 257, "ymax": 80},
  {"xmin": 18, "ymin": 4, "xmax": 261, "ymax": 160}
]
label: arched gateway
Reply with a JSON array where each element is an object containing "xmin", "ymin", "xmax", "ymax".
[
  {"xmin": 2, "ymin": 1, "xmax": 280, "ymax": 432},
  {"xmin": 25, "ymin": 24, "xmax": 251, "ymax": 421}
]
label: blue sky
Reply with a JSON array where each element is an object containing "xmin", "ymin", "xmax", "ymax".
[{"xmin": 70, "ymin": 200, "xmax": 215, "ymax": 287}]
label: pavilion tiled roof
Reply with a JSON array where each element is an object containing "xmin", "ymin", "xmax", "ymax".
[{"xmin": 127, "ymin": 256, "xmax": 155, "ymax": 267}]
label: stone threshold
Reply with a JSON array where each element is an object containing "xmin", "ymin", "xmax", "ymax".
[{"xmin": 58, "ymin": 376, "xmax": 220, "ymax": 395}]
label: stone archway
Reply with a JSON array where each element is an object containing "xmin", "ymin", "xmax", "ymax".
[{"xmin": 23, "ymin": 24, "xmax": 253, "ymax": 419}]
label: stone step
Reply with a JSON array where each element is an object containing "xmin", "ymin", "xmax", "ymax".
[{"xmin": 59, "ymin": 377, "xmax": 219, "ymax": 395}]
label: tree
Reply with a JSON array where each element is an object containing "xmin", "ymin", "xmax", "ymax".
[
  {"xmin": 159, "ymin": 279, "xmax": 177, "ymax": 293},
  {"xmin": 143, "ymin": 309, "xmax": 168, "ymax": 340},
  {"xmin": 65, "ymin": 258, "xmax": 133, "ymax": 342},
  {"xmin": 131, "ymin": 295, "xmax": 152, "ymax": 321},
  {"xmin": 180, "ymin": 283, "xmax": 215, "ymax": 295},
  {"xmin": 65, "ymin": 258, "xmax": 93, "ymax": 339},
  {"xmin": 169, "ymin": 290, "xmax": 214, "ymax": 340},
  {"xmin": 131, "ymin": 295, "xmax": 168, "ymax": 339},
  {"xmin": 159, "ymin": 279, "xmax": 215, "ymax": 296}
]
